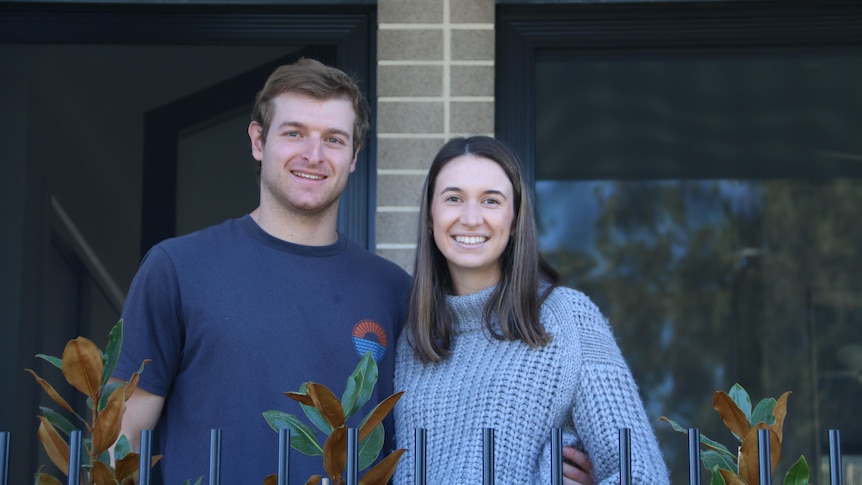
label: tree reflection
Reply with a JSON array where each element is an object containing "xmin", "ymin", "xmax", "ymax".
[{"xmin": 537, "ymin": 178, "xmax": 862, "ymax": 482}]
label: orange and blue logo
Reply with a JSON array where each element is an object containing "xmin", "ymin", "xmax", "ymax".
[{"xmin": 352, "ymin": 320, "xmax": 388, "ymax": 362}]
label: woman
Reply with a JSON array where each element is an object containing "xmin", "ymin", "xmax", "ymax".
[{"xmin": 393, "ymin": 136, "xmax": 670, "ymax": 484}]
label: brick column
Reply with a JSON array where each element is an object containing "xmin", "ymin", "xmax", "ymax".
[{"xmin": 375, "ymin": 0, "xmax": 495, "ymax": 272}]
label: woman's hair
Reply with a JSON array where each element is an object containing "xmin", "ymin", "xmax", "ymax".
[
  {"xmin": 250, "ymin": 58, "xmax": 370, "ymax": 174},
  {"xmin": 405, "ymin": 135, "xmax": 561, "ymax": 362}
]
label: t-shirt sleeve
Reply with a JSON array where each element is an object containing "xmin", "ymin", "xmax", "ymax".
[{"xmin": 113, "ymin": 245, "xmax": 184, "ymax": 397}]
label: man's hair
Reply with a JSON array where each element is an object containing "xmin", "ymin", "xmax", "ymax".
[
  {"xmin": 404, "ymin": 135, "xmax": 561, "ymax": 363},
  {"xmin": 250, "ymin": 58, "xmax": 371, "ymax": 171}
]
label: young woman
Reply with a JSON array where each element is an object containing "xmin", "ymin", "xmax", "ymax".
[{"xmin": 393, "ymin": 136, "xmax": 670, "ymax": 484}]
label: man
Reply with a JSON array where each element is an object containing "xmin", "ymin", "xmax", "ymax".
[
  {"xmin": 114, "ymin": 58, "xmax": 594, "ymax": 484},
  {"xmin": 113, "ymin": 58, "xmax": 411, "ymax": 484}
]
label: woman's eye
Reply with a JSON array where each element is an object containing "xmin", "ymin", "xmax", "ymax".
[{"xmin": 483, "ymin": 198, "xmax": 501, "ymax": 205}]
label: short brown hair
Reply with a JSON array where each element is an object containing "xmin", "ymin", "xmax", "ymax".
[{"xmin": 250, "ymin": 58, "xmax": 370, "ymax": 171}]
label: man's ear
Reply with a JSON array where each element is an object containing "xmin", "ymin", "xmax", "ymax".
[{"xmin": 248, "ymin": 121, "xmax": 264, "ymax": 160}]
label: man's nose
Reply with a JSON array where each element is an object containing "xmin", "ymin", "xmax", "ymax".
[{"xmin": 303, "ymin": 138, "xmax": 323, "ymax": 162}]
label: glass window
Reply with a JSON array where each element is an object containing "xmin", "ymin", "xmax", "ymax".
[{"xmin": 533, "ymin": 47, "xmax": 862, "ymax": 482}]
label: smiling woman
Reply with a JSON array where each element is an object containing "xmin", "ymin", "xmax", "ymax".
[{"xmin": 393, "ymin": 135, "xmax": 669, "ymax": 484}]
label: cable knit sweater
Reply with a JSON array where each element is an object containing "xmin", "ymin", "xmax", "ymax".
[{"xmin": 393, "ymin": 286, "xmax": 670, "ymax": 484}]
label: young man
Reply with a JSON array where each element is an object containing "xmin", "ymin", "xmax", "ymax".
[{"xmin": 113, "ymin": 58, "xmax": 412, "ymax": 484}]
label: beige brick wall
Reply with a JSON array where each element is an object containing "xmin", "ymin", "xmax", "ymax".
[{"xmin": 376, "ymin": 0, "xmax": 495, "ymax": 272}]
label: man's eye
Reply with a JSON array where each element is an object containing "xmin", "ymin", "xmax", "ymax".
[
  {"xmin": 326, "ymin": 136, "xmax": 342, "ymax": 144},
  {"xmin": 285, "ymin": 131, "xmax": 300, "ymax": 137}
]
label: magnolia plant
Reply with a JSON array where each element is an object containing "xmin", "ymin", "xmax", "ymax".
[
  {"xmin": 262, "ymin": 352, "xmax": 405, "ymax": 485},
  {"xmin": 26, "ymin": 320, "xmax": 161, "ymax": 485},
  {"xmin": 660, "ymin": 383, "xmax": 809, "ymax": 485}
]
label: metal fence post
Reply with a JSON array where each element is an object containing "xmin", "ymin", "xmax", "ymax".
[
  {"xmin": 688, "ymin": 428, "xmax": 701, "ymax": 485},
  {"xmin": 68, "ymin": 430, "xmax": 81, "ymax": 485},
  {"xmin": 278, "ymin": 428, "xmax": 290, "ymax": 485},
  {"xmin": 619, "ymin": 428, "xmax": 631, "ymax": 485},
  {"xmin": 830, "ymin": 429, "xmax": 844, "ymax": 485},
  {"xmin": 483, "ymin": 428, "xmax": 495, "ymax": 485},
  {"xmin": 139, "ymin": 429, "xmax": 152, "ymax": 485},
  {"xmin": 551, "ymin": 428, "xmax": 563, "ymax": 485},
  {"xmin": 0, "ymin": 431, "xmax": 9, "ymax": 485},
  {"xmin": 414, "ymin": 428, "xmax": 427, "ymax": 485},
  {"xmin": 757, "ymin": 428, "xmax": 772, "ymax": 485},
  {"xmin": 209, "ymin": 429, "xmax": 221, "ymax": 485},
  {"xmin": 346, "ymin": 428, "xmax": 358, "ymax": 485}
]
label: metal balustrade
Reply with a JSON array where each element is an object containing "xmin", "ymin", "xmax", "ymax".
[{"xmin": 0, "ymin": 428, "xmax": 847, "ymax": 485}]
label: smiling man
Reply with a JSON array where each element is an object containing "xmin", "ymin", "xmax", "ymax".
[{"xmin": 112, "ymin": 59, "xmax": 412, "ymax": 484}]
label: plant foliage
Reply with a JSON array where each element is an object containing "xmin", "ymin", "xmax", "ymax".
[
  {"xmin": 660, "ymin": 383, "xmax": 809, "ymax": 485},
  {"xmin": 262, "ymin": 352, "xmax": 405, "ymax": 485},
  {"xmin": 26, "ymin": 319, "xmax": 161, "ymax": 484}
]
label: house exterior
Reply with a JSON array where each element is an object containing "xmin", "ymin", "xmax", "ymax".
[{"xmin": 1, "ymin": 0, "xmax": 860, "ymax": 483}]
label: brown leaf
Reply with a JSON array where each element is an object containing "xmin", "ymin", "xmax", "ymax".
[
  {"xmin": 36, "ymin": 416, "xmax": 70, "ymax": 475},
  {"xmin": 36, "ymin": 473, "xmax": 65, "ymax": 485},
  {"xmin": 26, "ymin": 369, "xmax": 79, "ymax": 417},
  {"xmin": 307, "ymin": 383, "xmax": 346, "ymax": 429},
  {"xmin": 92, "ymin": 386, "xmax": 125, "ymax": 455},
  {"xmin": 738, "ymin": 423, "xmax": 780, "ymax": 485},
  {"xmin": 286, "ymin": 391, "xmax": 315, "ymax": 407},
  {"xmin": 263, "ymin": 474, "xmax": 278, "ymax": 485},
  {"xmin": 114, "ymin": 452, "xmax": 140, "ymax": 482},
  {"xmin": 717, "ymin": 468, "xmax": 748, "ymax": 485},
  {"xmin": 304, "ymin": 475, "xmax": 322, "ymax": 485},
  {"xmin": 358, "ymin": 392, "xmax": 404, "ymax": 441},
  {"xmin": 61, "ymin": 337, "xmax": 104, "ymax": 403},
  {"xmin": 358, "ymin": 448, "xmax": 406, "ymax": 485},
  {"xmin": 771, "ymin": 391, "xmax": 791, "ymax": 443},
  {"xmin": 123, "ymin": 360, "xmax": 150, "ymax": 402},
  {"xmin": 90, "ymin": 460, "xmax": 114, "ymax": 484},
  {"xmin": 714, "ymin": 391, "xmax": 750, "ymax": 441},
  {"xmin": 323, "ymin": 426, "xmax": 347, "ymax": 481}
]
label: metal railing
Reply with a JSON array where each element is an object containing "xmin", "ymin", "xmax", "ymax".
[{"xmin": 0, "ymin": 427, "xmax": 847, "ymax": 485}]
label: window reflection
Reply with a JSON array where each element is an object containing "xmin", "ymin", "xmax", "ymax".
[{"xmin": 535, "ymin": 178, "xmax": 862, "ymax": 481}]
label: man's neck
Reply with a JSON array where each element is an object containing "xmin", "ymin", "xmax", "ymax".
[{"xmin": 249, "ymin": 206, "xmax": 339, "ymax": 246}]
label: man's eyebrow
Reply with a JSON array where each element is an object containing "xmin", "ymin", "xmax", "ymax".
[{"xmin": 275, "ymin": 121, "xmax": 351, "ymax": 140}]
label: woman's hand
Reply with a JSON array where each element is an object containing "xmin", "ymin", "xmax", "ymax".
[{"xmin": 562, "ymin": 446, "xmax": 595, "ymax": 485}]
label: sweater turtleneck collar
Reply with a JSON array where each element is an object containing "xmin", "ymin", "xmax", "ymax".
[{"xmin": 447, "ymin": 286, "xmax": 498, "ymax": 335}]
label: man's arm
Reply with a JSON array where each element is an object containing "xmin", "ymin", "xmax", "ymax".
[{"xmin": 112, "ymin": 378, "xmax": 165, "ymax": 453}]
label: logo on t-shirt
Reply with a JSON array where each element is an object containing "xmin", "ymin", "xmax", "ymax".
[{"xmin": 352, "ymin": 320, "xmax": 388, "ymax": 362}]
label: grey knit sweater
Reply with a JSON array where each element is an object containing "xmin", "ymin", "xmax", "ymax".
[{"xmin": 392, "ymin": 286, "xmax": 670, "ymax": 484}]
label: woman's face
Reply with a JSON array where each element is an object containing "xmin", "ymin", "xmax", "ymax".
[{"xmin": 430, "ymin": 154, "xmax": 515, "ymax": 295}]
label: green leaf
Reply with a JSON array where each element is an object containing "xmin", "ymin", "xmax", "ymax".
[
  {"xmin": 35, "ymin": 354, "xmax": 63, "ymax": 370},
  {"xmin": 729, "ymin": 383, "xmax": 752, "ymax": 422},
  {"xmin": 710, "ymin": 466, "xmax": 728, "ymax": 485},
  {"xmin": 39, "ymin": 406, "xmax": 76, "ymax": 437},
  {"xmin": 702, "ymin": 450, "xmax": 738, "ymax": 475},
  {"xmin": 783, "ymin": 455, "xmax": 809, "ymax": 485},
  {"xmin": 357, "ymin": 423, "xmax": 384, "ymax": 470},
  {"xmin": 658, "ymin": 416, "xmax": 735, "ymax": 460},
  {"xmin": 752, "ymin": 397, "xmax": 777, "ymax": 426},
  {"xmin": 114, "ymin": 434, "xmax": 132, "ymax": 461},
  {"xmin": 262, "ymin": 410, "xmax": 323, "ymax": 457},
  {"xmin": 298, "ymin": 383, "xmax": 334, "ymax": 434},
  {"xmin": 102, "ymin": 320, "xmax": 124, "ymax": 388},
  {"xmin": 342, "ymin": 352, "xmax": 377, "ymax": 419}
]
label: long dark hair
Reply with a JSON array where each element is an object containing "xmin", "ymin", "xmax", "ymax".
[{"xmin": 405, "ymin": 136, "xmax": 561, "ymax": 363}]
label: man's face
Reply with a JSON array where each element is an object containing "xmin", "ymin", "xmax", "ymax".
[{"xmin": 249, "ymin": 92, "xmax": 358, "ymax": 219}]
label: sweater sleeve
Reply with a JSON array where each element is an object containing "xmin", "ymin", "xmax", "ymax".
[{"xmin": 564, "ymin": 290, "xmax": 670, "ymax": 484}]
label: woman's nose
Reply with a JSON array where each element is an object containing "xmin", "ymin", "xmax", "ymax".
[{"xmin": 459, "ymin": 202, "xmax": 483, "ymax": 226}]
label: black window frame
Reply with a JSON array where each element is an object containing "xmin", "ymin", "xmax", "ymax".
[{"xmin": 496, "ymin": 0, "xmax": 862, "ymax": 187}]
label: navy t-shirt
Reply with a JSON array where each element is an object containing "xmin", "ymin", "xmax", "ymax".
[{"xmin": 114, "ymin": 215, "xmax": 411, "ymax": 484}]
